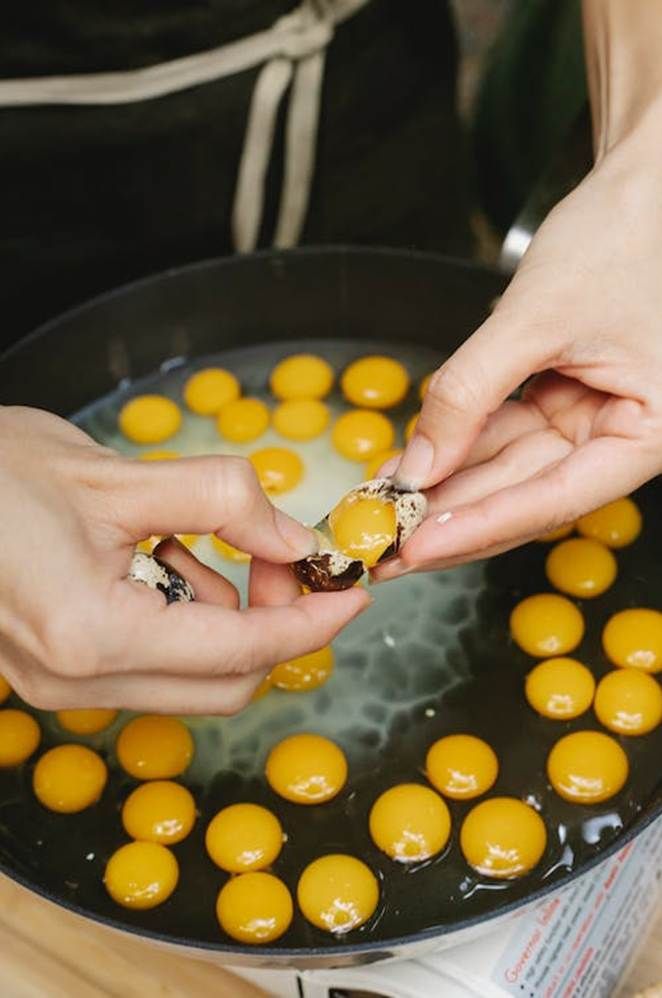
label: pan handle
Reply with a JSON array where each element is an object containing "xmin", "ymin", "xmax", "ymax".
[{"xmin": 499, "ymin": 108, "xmax": 593, "ymax": 274}]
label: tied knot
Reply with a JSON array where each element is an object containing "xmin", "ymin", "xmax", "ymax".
[{"xmin": 273, "ymin": 6, "xmax": 334, "ymax": 61}]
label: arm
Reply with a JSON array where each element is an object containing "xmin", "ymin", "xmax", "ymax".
[
  {"xmin": 375, "ymin": 0, "xmax": 662, "ymax": 579},
  {"xmin": 0, "ymin": 406, "xmax": 369, "ymax": 712}
]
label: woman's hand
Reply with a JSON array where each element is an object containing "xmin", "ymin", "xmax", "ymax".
[
  {"xmin": 375, "ymin": 123, "xmax": 662, "ymax": 580},
  {"xmin": 0, "ymin": 406, "xmax": 369, "ymax": 713}
]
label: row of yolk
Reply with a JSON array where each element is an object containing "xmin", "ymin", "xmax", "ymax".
[{"xmin": 118, "ymin": 352, "xmax": 430, "ymax": 448}]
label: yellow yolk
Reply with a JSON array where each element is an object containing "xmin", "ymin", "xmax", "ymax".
[
  {"xmin": 138, "ymin": 449, "xmax": 180, "ymax": 461},
  {"xmin": 341, "ymin": 355, "xmax": 410, "ymax": 409},
  {"xmin": 602, "ymin": 609, "xmax": 662, "ymax": 673},
  {"xmin": 272, "ymin": 398, "xmax": 330, "ymax": 441},
  {"xmin": 183, "ymin": 367, "xmax": 240, "ymax": 415},
  {"xmin": 271, "ymin": 646, "xmax": 334, "ymax": 692},
  {"xmin": 216, "ymin": 872, "xmax": 293, "ymax": 944},
  {"xmin": 205, "ymin": 803, "xmax": 283, "ymax": 873},
  {"xmin": 270, "ymin": 354, "xmax": 334, "ymax": 400},
  {"xmin": 56, "ymin": 708, "xmax": 118, "ymax": 735},
  {"xmin": 547, "ymin": 731, "xmax": 628, "ymax": 803},
  {"xmin": 33, "ymin": 744, "xmax": 108, "ymax": 813},
  {"xmin": 211, "ymin": 535, "xmax": 251, "ymax": 562},
  {"xmin": 297, "ymin": 854, "xmax": 379, "ymax": 934},
  {"xmin": 577, "ymin": 497, "xmax": 642, "ymax": 548},
  {"xmin": 364, "ymin": 448, "xmax": 402, "ymax": 480},
  {"xmin": 537, "ymin": 523, "xmax": 575, "ymax": 543},
  {"xmin": 332, "ymin": 409, "xmax": 395, "ymax": 461},
  {"xmin": 249, "ymin": 446, "xmax": 304, "ymax": 494},
  {"xmin": 122, "ymin": 780, "xmax": 196, "ymax": 845},
  {"xmin": 252, "ymin": 674, "xmax": 273, "ymax": 700},
  {"xmin": 594, "ymin": 668, "xmax": 662, "ymax": 736},
  {"xmin": 545, "ymin": 538, "xmax": 617, "ymax": 598},
  {"xmin": 329, "ymin": 494, "xmax": 397, "ymax": 568},
  {"xmin": 0, "ymin": 710, "xmax": 40, "ymax": 767},
  {"xmin": 419, "ymin": 372, "xmax": 433, "ymax": 399},
  {"xmin": 217, "ymin": 398, "xmax": 270, "ymax": 443},
  {"xmin": 405, "ymin": 412, "xmax": 419, "ymax": 443},
  {"xmin": 425, "ymin": 734, "xmax": 499, "ymax": 800},
  {"xmin": 524, "ymin": 658, "xmax": 596, "ymax": 720},
  {"xmin": 119, "ymin": 395, "xmax": 182, "ymax": 445},
  {"xmin": 510, "ymin": 593, "xmax": 585, "ymax": 658},
  {"xmin": 105, "ymin": 841, "xmax": 179, "ymax": 910},
  {"xmin": 265, "ymin": 733, "xmax": 347, "ymax": 804},
  {"xmin": 136, "ymin": 533, "xmax": 197, "ymax": 555},
  {"xmin": 116, "ymin": 715, "xmax": 194, "ymax": 780},
  {"xmin": 0, "ymin": 676, "xmax": 11, "ymax": 705},
  {"xmin": 460, "ymin": 798, "xmax": 547, "ymax": 879},
  {"xmin": 368, "ymin": 783, "xmax": 451, "ymax": 862}
]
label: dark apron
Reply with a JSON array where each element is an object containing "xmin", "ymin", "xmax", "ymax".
[{"xmin": 1, "ymin": 1, "xmax": 471, "ymax": 349}]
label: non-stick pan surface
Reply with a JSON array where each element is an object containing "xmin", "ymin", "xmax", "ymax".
[{"xmin": 1, "ymin": 247, "xmax": 660, "ymax": 968}]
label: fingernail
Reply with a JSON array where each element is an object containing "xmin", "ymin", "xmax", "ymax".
[
  {"xmin": 378, "ymin": 456, "xmax": 400, "ymax": 478},
  {"xmin": 393, "ymin": 434, "xmax": 434, "ymax": 491},
  {"xmin": 275, "ymin": 509, "xmax": 319, "ymax": 558}
]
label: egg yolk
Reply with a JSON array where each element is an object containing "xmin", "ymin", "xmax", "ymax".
[
  {"xmin": 425, "ymin": 734, "xmax": 499, "ymax": 800},
  {"xmin": 252, "ymin": 674, "xmax": 273, "ymax": 700},
  {"xmin": 265, "ymin": 733, "xmax": 347, "ymax": 804},
  {"xmin": 329, "ymin": 494, "xmax": 397, "ymax": 568},
  {"xmin": 116, "ymin": 715, "xmax": 194, "ymax": 780},
  {"xmin": 0, "ymin": 709, "xmax": 40, "ymax": 767},
  {"xmin": 524, "ymin": 658, "xmax": 596, "ymax": 720},
  {"xmin": 33, "ymin": 744, "xmax": 108, "ymax": 813},
  {"xmin": 510, "ymin": 593, "xmax": 584, "ymax": 658},
  {"xmin": 577, "ymin": 497, "xmax": 642, "ymax": 548},
  {"xmin": 119, "ymin": 395, "xmax": 182, "ymax": 445},
  {"xmin": 56, "ymin": 708, "xmax": 118, "ymax": 735},
  {"xmin": 536, "ymin": 523, "xmax": 575, "ymax": 543},
  {"xmin": 270, "ymin": 354, "xmax": 334, "ymax": 401},
  {"xmin": 594, "ymin": 668, "xmax": 662, "ymax": 736},
  {"xmin": 249, "ymin": 446, "xmax": 304, "ymax": 494},
  {"xmin": 297, "ymin": 854, "xmax": 379, "ymax": 934},
  {"xmin": 122, "ymin": 780, "xmax": 196, "ymax": 844},
  {"xmin": 545, "ymin": 538, "xmax": 617, "ymax": 598},
  {"xmin": 138, "ymin": 449, "xmax": 180, "ymax": 461},
  {"xmin": 210, "ymin": 535, "xmax": 251, "ymax": 562},
  {"xmin": 369, "ymin": 783, "xmax": 451, "ymax": 862},
  {"xmin": 547, "ymin": 730, "xmax": 629, "ymax": 803},
  {"xmin": 0, "ymin": 676, "xmax": 11, "ymax": 705},
  {"xmin": 405, "ymin": 412, "xmax": 419, "ymax": 443},
  {"xmin": 105, "ymin": 841, "xmax": 179, "ymax": 910},
  {"xmin": 272, "ymin": 398, "xmax": 330, "ymax": 441},
  {"xmin": 136, "ymin": 533, "xmax": 197, "ymax": 555},
  {"xmin": 271, "ymin": 646, "xmax": 334, "ymax": 692},
  {"xmin": 206, "ymin": 803, "xmax": 283, "ymax": 872},
  {"xmin": 460, "ymin": 798, "xmax": 547, "ymax": 879},
  {"xmin": 332, "ymin": 409, "xmax": 395, "ymax": 461},
  {"xmin": 184, "ymin": 367, "xmax": 240, "ymax": 415},
  {"xmin": 419, "ymin": 372, "xmax": 433, "ymax": 399},
  {"xmin": 217, "ymin": 398, "xmax": 270, "ymax": 443},
  {"xmin": 602, "ymin": 609, "xmax": 662, "ymax": 673},
  {"xmin": 341, "ymin": 355, "xmax": 410, "ymax": 410},
  {"xmin": 216, "ymin": 872, "xmax": 293, "ymax": 944},
  {"xmin": 364, "ymin": 448, "xmax": 402, "ymax": 480}
]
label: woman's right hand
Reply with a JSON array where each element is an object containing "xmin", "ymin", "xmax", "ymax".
[{"xmin": 0, "ymin": 406, "xmax": 369, "ymax": 714}]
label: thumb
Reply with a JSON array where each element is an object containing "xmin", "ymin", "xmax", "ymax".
[
  {"xmin": 394, "ymin": 302, "xmax": 564, "ymax": 491},
  {"xmin": 108, "ymin": 454, "xmax": 317, "ymax": 562}
]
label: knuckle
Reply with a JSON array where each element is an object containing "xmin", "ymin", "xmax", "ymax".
[
  {"xmin": 426, "ymin": 362, "xmax": 480, "ymax": 418},
  {"xmin": 218, "ymin": 456, "xmax": 260, "ymax": 511}
]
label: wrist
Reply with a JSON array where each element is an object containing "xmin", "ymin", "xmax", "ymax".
[{"xmin": 583, "ymin": 0, "xmax": 662, "ymax": 160}]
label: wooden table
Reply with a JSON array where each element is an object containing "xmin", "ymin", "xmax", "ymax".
[{"xmin": 0, "ymin": 874, "xmax": 659, "ymax": 998}]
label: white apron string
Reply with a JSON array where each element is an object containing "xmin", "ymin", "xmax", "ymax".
[{"xmin": 0, "ymin": 0, "xmax": 371, "ymax": 253}]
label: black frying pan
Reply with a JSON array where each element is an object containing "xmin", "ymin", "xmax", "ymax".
[{"xmin": 0, "ymin": 247, "xmax": 660, "ymax": 969}]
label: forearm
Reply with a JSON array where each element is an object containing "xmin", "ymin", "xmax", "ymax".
[{"xmin": 583, "ymin": 0, "xmax": 662, "ymax": 158}]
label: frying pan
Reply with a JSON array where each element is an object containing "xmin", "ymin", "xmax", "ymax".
[{"xmin": 0, "ymin": 246, "xmax": 660, "ymax": 970}]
